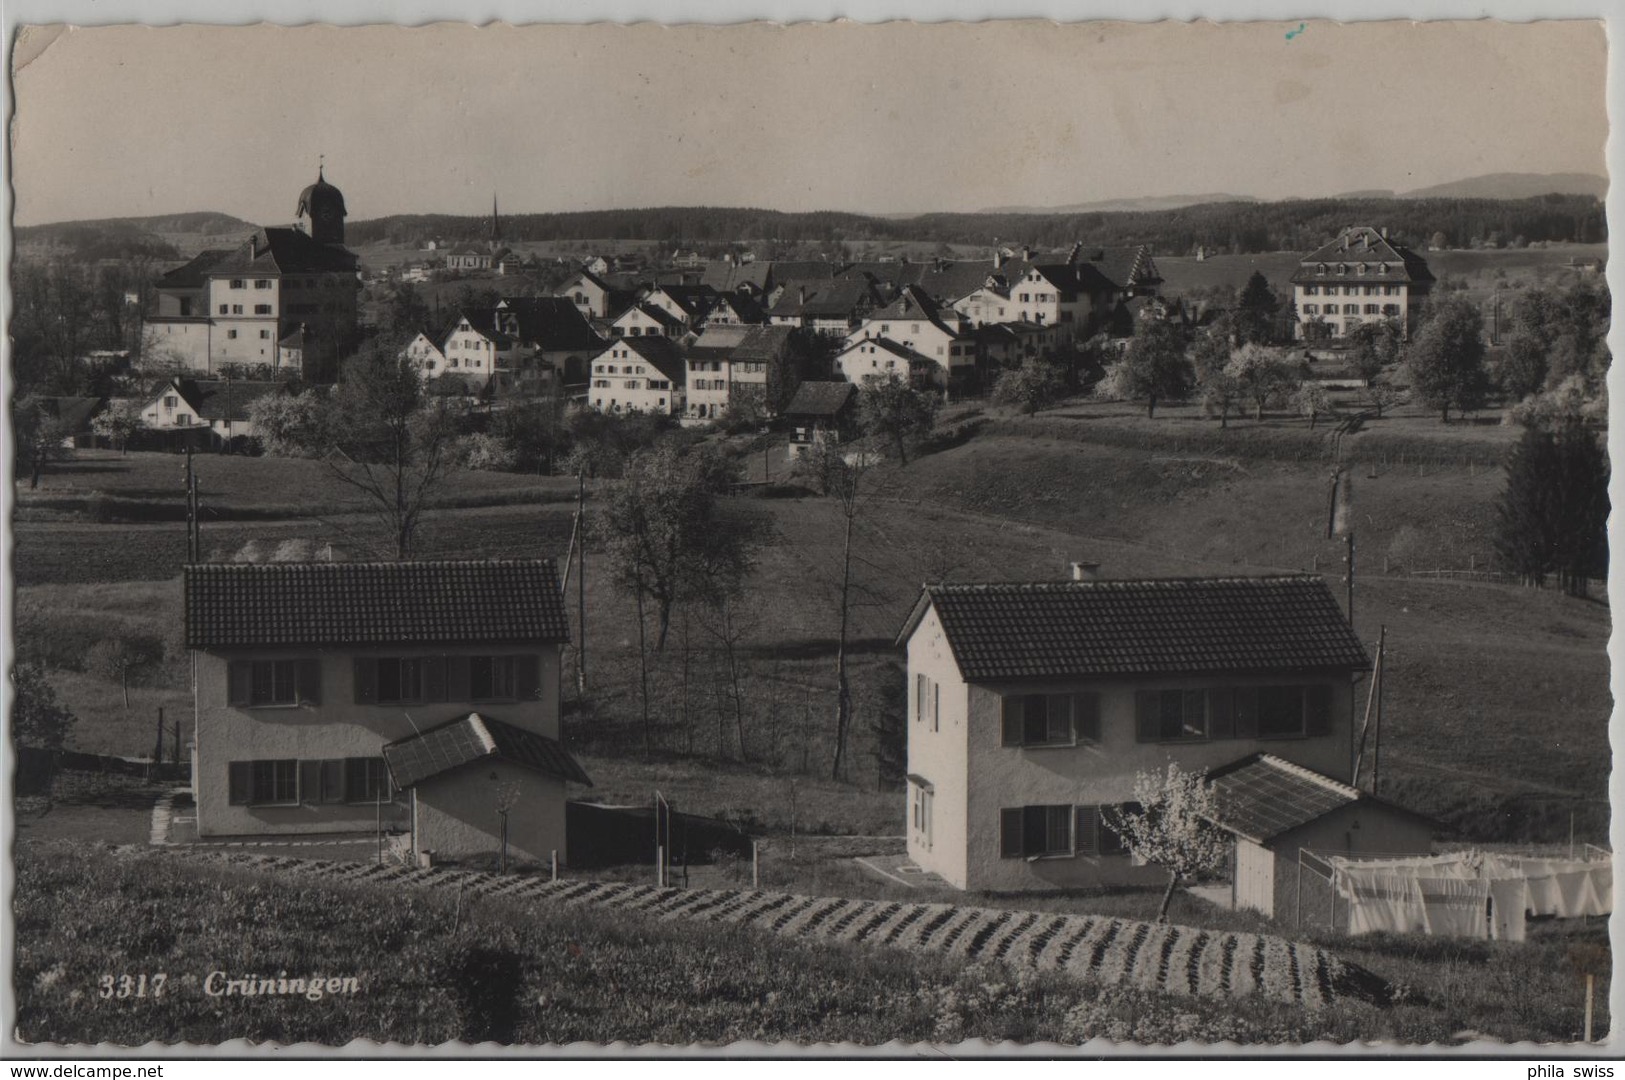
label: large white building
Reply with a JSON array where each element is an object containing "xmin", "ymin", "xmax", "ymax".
[
  {"xmin": 1290, "ymin": 226, "xmax": 1434, "ymax": 341},
  {"xmin": 144, "ymin": 169, "xmax": 361, "ymax": 381}
]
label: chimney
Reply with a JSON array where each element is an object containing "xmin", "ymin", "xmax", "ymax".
[
  {"xmin": 1022, "ymin": 245, "xmax": 1033, "ymax": 261},
  {"xmin": 1070, "ymin": 561, "xmax": 1100, "ymax": 581},
  {"xmin": 993, "ymin": 250, "xmax": 1005, "ymax": 270},
  {"xmin": 1380, "ymin": 226, "xmax": 1389, "ymax": 241},
  {"xmin": 798, "ymin": 286, "xmax": 808, "ymax": 306}
]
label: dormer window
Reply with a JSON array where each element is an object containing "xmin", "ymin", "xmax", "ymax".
[
  {"xmin": 1316, "ymin": 263, "xmax": 1327, "ymax": 276},
  {"xmin": 1378, "ymin": 263, "xmax": 1390, "ymax": 275},
  {"xmin": 1357, "ymin": 264, "xmax": 1367, "ymax": 276},
  {"xmin": 1336, "ymin": 264, "xmax": 1347, "ymax": 276}
]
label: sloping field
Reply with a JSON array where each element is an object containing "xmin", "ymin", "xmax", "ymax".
[{"xmin": 176, "ymin": 848, "xmax": 1390, "ymax": 1010}]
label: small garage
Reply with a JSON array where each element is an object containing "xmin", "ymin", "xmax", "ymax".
[
  {"xmin": 383, "ymin": 712, "xmax": 594, "ymax": 868},
  {"xmin": 1206, "ymin": 753, "xmax": 1435, "ymax": 925}
]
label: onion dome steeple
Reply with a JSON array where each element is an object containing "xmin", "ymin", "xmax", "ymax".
[{"xmin": 296, "ymin": 163, "xmax": 348, "ymax": 245}]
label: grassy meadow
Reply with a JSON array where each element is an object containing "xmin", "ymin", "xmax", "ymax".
[
  {"xmin": 13, "ymin": 392, "xmax": 1611, "ymax": 844},
  {"xmin": 13, "ymin": 841, "xmax": 1609, "ymax": 1047}
]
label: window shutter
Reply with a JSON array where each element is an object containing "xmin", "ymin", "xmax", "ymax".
[
  {"xmin": 1023, "ymin": 806, "xmax": 1049, "ymax": 856},
  {"xmin": 228, "ymin": 761, "xmax": 250, "ymax": 805},
  {"xmin": 1100, "ymin": 806, "xmax": 1130, "ymax": 855},
  {"xmin": 1305, "ymin": 683, "xmax": 1334, "ymax": 736},
  {"xmin": 1075, "ymin": 805, "xmax": 1100, "ymax": 856},
  {"xmin": 321, "ymin": 759, "xmax": 344, "ymax": 803},
  {"xmin": 515, "ymin": 653, "xmax": 541, "ymax": 701},
  {"xmin": 1074, "ymin": 694, "xmax": 1101, "ymax": 742},
  {"xmin": 227, "ymin": 661, "xmax": 252, "ymax": 706},
  {"xmin": 1000, "ymin": 697, "xmax": 1023, "ymax": 747},
  {"xmin": 916, "ymin": 675, "xmax": 925, "ymax": 723},
  {"xmin": 1234, "ymin": 687, "xmax": 1259, "ymax": 738},
  {"xmin": 297, "ymin": 659, "xmax": 321, "ymax": 706},
  {"xmin": 424, "ymin": 656, "xmax": 447, "ymax": 703},
  {"xmin": 299, "ymin": 760, "xmax": 321, "ymax": 805},
  {"xmin": 1134, "ymin": 691, "xmax": 1158, "ymax": 742},
  {"xmin": 446, "ymin": 656, "xmax": 472, "ymax": 702},
  {"xmin": 1209, "ymin": 688, "xmax": 1235, "ymax": 739},
  {"xmin": 932, "ymin": 682, "xmax": 940, "ymax": 730},
  {"xmin": 999, "ymin": 808, "xmax": 1024, "ymax": 858},
  {"xmin": 353, "ymin": 658, "xmax": 377, "ymax": 705},
  {"xmin": 1184, "ymin": 689, "xmax": 1208, "ymax": 738},
  {"xmin": 1023, "ymin": 696, "xmax": 1048, "ymax": 745}
]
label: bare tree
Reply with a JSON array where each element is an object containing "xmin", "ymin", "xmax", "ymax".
[
  {"xmin": 316, "ymin": 336, "xmax": 463, "ymax": 559},
  {"xmin": 695, "ymin": 590, "xmax": 761, "ymax": 762}
]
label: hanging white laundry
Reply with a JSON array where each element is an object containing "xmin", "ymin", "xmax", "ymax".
[
  {"xmin": 1337, "ymin": 866, "xmax": 1428, "ymax": 934},
  {"xmin": 1487, "ymin": 878, "xmax": 1528, "ymax": 942},
  {"xmin": 1420, "ymin": 876, "xmax": 1491, "ymax": 939}
]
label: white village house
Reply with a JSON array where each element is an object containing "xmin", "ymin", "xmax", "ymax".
[
  {"xmin": 184, "ymin": 560, "xmax": 592, "ymax": 866},
  {"xmin": 896, "ymin": 574, "xmax": 1432, "ymax": 895}
]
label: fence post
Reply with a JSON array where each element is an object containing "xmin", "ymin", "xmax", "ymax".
[
  {"xmin": 656, "ymin": 844, "xmax": 665, "ymax": 888},
  {"xmin": 752, "ymin": 840, "xmax": 760, "ymax": 889},
  {"xmin": 551, "ymin": 849, "xmax": 558, "ymax": 882}
]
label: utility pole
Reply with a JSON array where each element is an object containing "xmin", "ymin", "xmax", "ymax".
[
  {"xmin": 576, "ymin": 471, "xmax": 587, "ymax": 695},
  {"xmin": 183, "ymin": 445, "xmax": 200, "ymax": 564},
  {"xmin": 1372, "ymin": 625, "xmax": 1386, "ymax": 797},
  {"xmin": 153, "ymin": 706, "xmax": 165, "ymax": 765},
  {"xmin": 1345, "ymin": 532, "xmax": 1355, "ymax": 626}
]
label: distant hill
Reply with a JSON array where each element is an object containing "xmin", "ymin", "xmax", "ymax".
[
  {"xmin": 981, "ymin": 193, "xmax": 1259, "ymax": 215},
  {"xmin": 15, "ymin": 211, "xmax": 259, "ymax": 263},
  {"xmin": 1399, "ymin": 173, "xmax": 1606, "ymax": 200}
]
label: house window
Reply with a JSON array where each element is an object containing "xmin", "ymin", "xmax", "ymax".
[
  {"xmin": 163, "ymin": 395, "xmax": 177, "ymax": 408},
  {"xmin": 218, "ymin": 304, "xmax": 229, "ymax": 315},
  {"xmin": 914, "ymin": 674, "xmax": 942, "ymax": 730},
  {"xmin": 227, "ymin": 659, "xmax": 320, "ymax": 707},
  {"xmin": 300, "ymin": 759, "xmax": 346, "ymax": 805},
  {"xmin": 1074, "ymin": 805, "xmax": 1132, "ymax": 857},
  {"xmin": 1134, "ymin": 689, "xmax": 1208, "ymax": 742},
  {"xmin": 353, "ymin": 654, "xmax": 536, "ymax": 705},
  {"xmin": 1303, "ymin": 304, "xmax": 1318, "ymax": 315},
  {"xmin": 229, "ymin": 279, "xmax": 245, "ymax": 289},
  {"xmin": 254, "ymin": 279, "xmax": 271, "ymax": 289},
  {"xmin": 1365, "ymin": 304, "xmax": 1380, "ymax": 315},
  {"xmin": 228, "ymin": 759, "xmax": 298, "ymax": 806},
  {"xmin": 1382, "ymin": 304, "xmax": 1400, "ymax": 316},
  {"xmin": 232, "ymin": 305, "xmax": 244, "ymax": 315},
  {"xmin": 1000, "ymin": 805, "xmax": 1073, "ymax": 858},
  {"xmin": 1000, "ymin": 693, "xmax": 1100, "ymax": 746},
  {"xmin": 1303, "ymin": 285, "xmax": 1319, "ymax": 296},
  {"xmin": 227, "ymin": 330, "xmax": 238, "ymax": 339},
  {"xmin": 260, "ymin": 330, "xmax": 271, "ymax": 339},
  {"xmin": 470, "ymin": 655, "xmax": 518, "ymax": 701},
  {"xmin": 344, "ymin": 757, "xmax": 392, "ymax": 803},
  {"xmin": 255, "ymin": 304, "xmax": 272, "ymax": 314}
]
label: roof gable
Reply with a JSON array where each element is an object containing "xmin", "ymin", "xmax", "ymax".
[
  {"xmin": 383, "ymin": 712, "xmax": 593, "ymax": 789},
  {"xmin": 185, "ymin": 559, "xmax": 571, "ymax": 649},
  {"xmin": 898, "ymin": 576, "xmax": 1370, "ymax": 681}
]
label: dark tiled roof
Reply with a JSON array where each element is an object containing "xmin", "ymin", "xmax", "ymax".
[
  {"xmin": 1094, "ymin": 245, "xmax": 1164, "ymax": 290},
  {"xmin": 185, "ymin": 559, "xmax": 571, "ymax": 649},
  {"xmin": 1291, "ymin": 227, "xmax": 1434, "ymax": 286},
  {"xmin": 915, "ymin": 260, "xmax": 1001, "ymax": 304},
  {"xmin": 26, "ymin": 395, "xmax": 106, "ymax": 432},
  {"xmin": 839, "ymin": 336, "xmax": 934, "ymax": 367},
  {"xmin": 496, "ymin": 296, "xmax": 605, "ymax": 352},
  {"xmin": 897, "ymin": 576, "xmax": 1369, "ymax": 681},
  {"xmin": 205, "ymin": 227, "xmax": 359, "ymax": 276},
  {"xmin": 655, "ymin": 284, "xmax": 720, "ymax": 319},
  {"xmin": 384, "ymin": 712, "xmax": 593, "ymax": 789},
  {"xmin": 770, "ymin": 277, "xmax": 880, "ymax": 319},
  {"xmin": 1205, "ymin": 754, "xmax": 1361, "ymax": 844},
  {"xmin": 595, "ymin": 335, "xmax": 687, "ymax": 383},
  {"xmin": 156, "ymin": 249, "xmax": 232, "ymax": 290},
  {"xmin": 784, "ymin": 380, "xmax": 857, "ymax": 418},
  {"xmin": 768, "ymin": 260, "xmax": 838, "ymax": 286},
  {"xmin": 714, "ymin": 293, "xmax": 767, "ymax": 324},
  {"xmin": 700, "ymin": 260, "xmax": 772, "ymax": 293},
  {"xmin": 173, "ymin": 379, "xmax": 289, "ymax": 422},
  {"xmin": 619, "ymin": 302, "xmax": 684, "ymax": 331},
  {"xmin": 729, "ymin": 323, "xmax": 795, "ymax": 362}
]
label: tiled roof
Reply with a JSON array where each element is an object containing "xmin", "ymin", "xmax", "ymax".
[
  {"xmin": 156, "ymin": 249, "xmax": 232, "ymax": 290},
  {"xmin": 783, "ymin": 380, "xmax": 857, "ymax": 418},
  {"xmin": 595, "ymin": 335, "xmax": 687, "ymax": 383},
  {"xmin": 770, "ymin": 277, "xmax": 879, "ymax": 319},
  {"xmin": 1291, "ymin": 227, "xmax": 1434, "ymax": 286},
  {"xmin": 205, "ymin": 227, "xmax": 359, "ymax": 277},
  {"xmin": 916, "ymin": 260, "xmax": 1002, "ymax": 304},
  {"xmin": 163, "ymin": 379, "xmax": 289, "ymax": 422},
  {"xmin": 618, "ymin": 302, "xmax": 684, "ymax": 330},
  {"xmin": 384, "ymin": 712, "xmax": 593, "ymax": 790},
  {"xmin": 496, "ymin": 296, "xmax": 605, "ymax": 352},
  {"xmin": 897, "ymin": 576, "xmax": 1369, "ymax": 681},
  {"xmin": 185, "ymin": 559, "xmax": 571, "ymax": 649},
  {"xmin": 838, "ymin": 336, "xmax": 934, "ymax": 367},
  {"xmin": 24, "ymin": 395, "xmax": 105, "ymax": 432},
  {"xmin": 729, "ymin": 323, "xmax": 795, "ymax": 362},
  {"xmin": 768, "ymin": 260, "xmax": 839, "ymax": 286},
  {"xmin": 1205, "ymin": 754, "xmax": 1361, "ymax": 844},
  {"xmin": 687, "ymin": 325, "xmax": 752, "ymax": 361},
  {"xmin": 700, "ymin": 260, "xmax": 772, "ymax": 292}
]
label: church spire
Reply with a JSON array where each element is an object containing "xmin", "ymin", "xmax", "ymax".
[{"xmin": 490, "ymin": 192, "xmax": 501, "ymax": 246}]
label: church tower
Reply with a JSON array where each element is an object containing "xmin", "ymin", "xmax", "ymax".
[{"xmin": 296, "ymin": 164, "xmax": 348, "ymax": 246}]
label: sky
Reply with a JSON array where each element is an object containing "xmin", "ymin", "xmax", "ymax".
[{"xmin": 8, "ymin": 18, "xmax": 1609, "ymax": 226}]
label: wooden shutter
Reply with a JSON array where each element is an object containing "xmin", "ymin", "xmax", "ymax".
[
  {"xmin": 1183, "ymin": 690, "xmax": 1208, "ymax": 738},
  {"xmin": 515, "ymin": 653, "xmax": 541, "ymax": 701},
  {"xmin": 446, "ymin": 656, "xmax": 472, "ymax": 702},
  {"xmin": 228, "ymin": 761, "xmax": 251, "ymax": 805},
  {"xmin": 297, "ymin": 659, "xmax": 321, "ymax": 706},
  {"xmin": 1305, "ymin": 683, "xmax": 1334, "ymax": 736},
  {"xmin": 299, "ymin": 760, "xmax": 321, "ymax": 805},
  {"xmin": 999, "ymin": 808, "xmax": 1024, "ymax": 858},
  {"xmin": 932, "ymin": 682, "xmax": 940, "ymax": 730},
  {"xmin": 424, "ymin": 656, "xmax": 447, "ymax": 703},
  {"xmin": 1208, "ymin": 688, "xmax": 1235, "ymax": 739},
  {"xmin": 227, "ymin": 661, "xmax": 252, "ymax": 707},
  {"xmin": 1233, "ymin": 687, "xmax": 1259, "ymax": 739},
  {"xmin": 321, "ymin": 759, "xmax": 344, "ymax": 803},
  {"xmin": 1023, "ymin": 806, "xmax": 1049, "ymax": 856},
  {"xmin": 1000, "ymin": 697, "xmax": 1023, "ymax": 747},
  {"xmin": 1073, "ymin": 694, "xmax": 1101, "ymax": 743},
  {"xmin": 353, "ymin": 658, "xmax": 377, "ymax": 705},
  {"xmin": 1134, "ymin": 691, "xmax": 1158, "ymax": 742},
  {"xmin": 1075, "ymin": 805, "xmax": 1100, "ymax": 856},
  {"xmin": 916, "ymin": 675, "xmax": 926, "ymax": 723}
]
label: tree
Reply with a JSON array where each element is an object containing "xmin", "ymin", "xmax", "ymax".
[
  {"xmin": 1344, "ymin": 318, "xmax": 1403, "ymax": 386},
  {"xmin": 1103, "ymin": 762, "xmax": 1230, "ymax": 924},
  {"xmin": 1223, "ymin": 343, "xmax": 1302, "ymax": 421},
  {"xmin": 316, "ymin": 336, "xmax": 465, "ymax": 559},
  {"xmin": 1292, "ymin": 382, "xmax": 1335, "ymax": 430},
  {"xmin": 1497, "ymin": 334, "xmax": 1548, "ymax": 401},
  {"xmin": 11, "ymin": 661, "xmax": 76, "ymax": 751},
  {"xmin": 12, "ymin": 398, "xmax": 72, "ymax": 490},
  {"xmin": 249, "ymin": 389, "xmax": 325, "ymax": 457},
  {"xmin": 1197, "ymin": 369, "xmax": 1241, "ymax": 428},
  {"xmin": 1407, "ymin": 297, "xmax": 1490, "ymax": 422},
  {"xmin": 85, "ymin": 636, "xmax": 164, "ymax": 708},
  {"xmin": 991, "ymin": 356, "xmax": 1066, "ymax": 416},
  {"xmin": 1494, "ymin": 421, "xmax": 1608, "ymax": 595},
  {"xmin": 493, "ymin": 391, "xmax": 569, "ymax": 474},
  {"xmin": 1115, "ymin": 318, "xmax": 1192, "ymax": 418},
  {"xmin": 90, "ymin": 400, "xmax": 142, "ymax": 455},
  {"xmin": 801, "ymin": 438, "xmax": 870, "ymax": 782},
  {"xmin": 857, "ymin": 374, "xmax": 937, "ymax": 465},
  {"xmin": 1360, "ymin": 380, "xmax": 1404, "ymax": 420},
  {"xmin": 1234, "ymin": 271, "xmax": 1282, "ymax": 346}
]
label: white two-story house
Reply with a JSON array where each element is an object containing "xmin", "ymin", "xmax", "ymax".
[
  {"xmin": 896, "ymin": 574, "xmax": 1402, "ymax": 894},
  {"xmin": 185, "ymin": 560, "xmax": 591, "ymax": 866}
]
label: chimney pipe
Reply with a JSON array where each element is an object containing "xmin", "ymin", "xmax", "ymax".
[
  {"xmin": 1070, "ymin": 561, "xmax": 1100, "ymax": 581},
  {"xmin": 993, "ymin": 250, "xmax": 1005, "ymax": 270}
]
